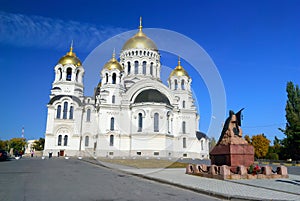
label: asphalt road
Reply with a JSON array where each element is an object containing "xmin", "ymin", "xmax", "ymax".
[{"xmin": 0, "ymin": 158, "xmax": 220, "ymax": 201}]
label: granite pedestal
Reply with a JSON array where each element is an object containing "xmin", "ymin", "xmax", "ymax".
[{"xmin": 210, "ymin": 144, "xmax": 254, "ymax": 168}]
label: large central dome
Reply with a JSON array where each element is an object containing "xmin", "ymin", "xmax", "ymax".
[{"xmin": 122, "ymin": 18, "xmax": 158, "ymax": 51}]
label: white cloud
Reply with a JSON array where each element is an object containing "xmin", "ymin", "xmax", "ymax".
[{"xmin": 0, "ymin": 11, "xmax": 127, "ymax": 52}]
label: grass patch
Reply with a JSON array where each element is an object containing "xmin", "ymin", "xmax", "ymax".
[{"xmin": 98, "ymin": 158, "xmax": 188, "ymax": 169}]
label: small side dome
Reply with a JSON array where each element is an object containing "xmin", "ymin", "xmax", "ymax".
[
  {"xmin": 169, "ymin": 57, "xmax": 190, "ymax": 78},
  {"xmin": 58, "ymin": 43, "xmax": 82, "ymax": 67},
  {"xmin": 103, "ymin": 51, "xmax": 123, "ymax": 71},
  {"xmin": 122, "ymin": 17, "xmax": 158, "ymax": 51}
]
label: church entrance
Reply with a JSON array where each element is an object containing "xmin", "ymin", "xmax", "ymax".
[{"xmin": 59, "ymin": 150, "xmax": 64, "ymax": 156}]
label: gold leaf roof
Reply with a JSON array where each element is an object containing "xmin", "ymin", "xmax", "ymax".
[
  {"xmin": 103, "ymin": 51, "xmax": 123, "ymax": 71},
  {"xmin": 58, "ymin": 43, "xmax": 82, "ymax": 67},
  {"xmin": 169, "ymin": 58, "xmax": 190, "ymax": 78},
  {"xmin": 122, "ymin": 17, "xmax": 157, "ymax": 51}
]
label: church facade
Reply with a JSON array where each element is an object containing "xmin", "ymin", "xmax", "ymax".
[{"xmin": 44, "ymin": 21, "xmax": 209, "ymax": 159}]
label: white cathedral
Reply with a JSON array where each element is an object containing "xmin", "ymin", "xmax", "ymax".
[{"xmin": 44, "ymin": 20, "xmax": 209, "ymax": 159}]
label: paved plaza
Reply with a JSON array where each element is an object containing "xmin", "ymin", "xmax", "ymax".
[
  {"xmin": 1, "ymin": 157, "xmax": 299, "ymax": 201},
  {"xmin": 86, "ymin": 158, "xmax": 300, "ymax": 201}
]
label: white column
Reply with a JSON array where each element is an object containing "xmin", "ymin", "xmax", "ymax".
[
  {"xmin": 71, "ymin": 69, "xmax": 76, "ymax": 82},
  {"xmin": 157, "ymin": 64, "xmax": 161, "ymax": 79},
  {"xmin": 117, "ymin": 74, "xmax": 120, "ymax": 85},
  {"xmin": 78, "ymin": 71, "xmax": 83, "ymax": 84},
  {"xmin": 108, "ymin": 74, "xmax": 112, "ymax": 84},
  {"xmin": 54, "ymin": 70, "xmax": 59, "ymax": 82},
  {"xmin": 138, "ymin": 62, "xmax": 142, "ymax": 74},
  {"xmin": 62, "ymin": 70, "xmax": 67, "ymax": 81}
]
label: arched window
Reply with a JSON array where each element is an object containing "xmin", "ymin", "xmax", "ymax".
[
  {"xmin": 181, "ymin": 80, "xmax": 185, "ymax": 90},
  {"xmin": 85, "ymin": 136, "xmax": 89, "ymax": 147},
  {"xmin": 63, "ymin": 102, "xmax": 68, "ymax": 119},
  {"xmin": 69, "ymin": 106, "xmax": 74, "ymax": 119},
  {"xmin": 58, "ymin": 135, "xmax": 62, "ymax": 146},
  {"xmin": 58, "ymin": 68, "xmax": 62, "ymax": 80},
  {"xmin": 109, "ymin": 135, "xmax": 114, "ymax": 146},
  {"xmin": 76, "ymin": 70, "xmax": 80, "ymax": 82},
  {"xmin": 201, "ymin": 140, "xmax": 204, "ymax": 151},
  {"xmin": 182, "ymin": 101, "xmax": 186, "ymax": 109},
  {"xmin": 112, "ymin": 95, "xmax": 115, "ymax": 104},
  {"xmin": 167, "ymin": 112, "xmax": 171, "ymax": 134},
  {"xmin": 134, "ymin": 61, "xmax": 139, "ymax": 74},
  {"xmin": 64, "ymin": 135, "xmax": 68, "ymax": 146},
  {"xmin": 183, "ymin": 137, "xmax": 187, "ymax": 148},
  {"xmin": 150, "ymin": 62, "xmax": 153, "ymax": 75},
  {"xmin": 127, "ymin": 62, "xmax": 131, "ymax": 74},
  {"xmin": 66, "ymin": 68, "xmax": 72, "ymax": 81},
  {"xmin": 154, "ymin": 113, "xmax": 159, "ymax": 132},
  {"xmin": 138, "ymin": 113, "xmax": 143, "ymax": 132},
  {"xmin": 110, "ymin": 117, "xmax": 115, "ymax": 131},
  {"xmin": 56, "ymin": 105, "xmax": 61, "ymax": 119},
  {"xmin": 182, "ymin": 121, "xmax": 186, "ymax": 134},
  {"xmin": 86, "ymin": 109, "xmax": 91, "ymax": 122},
  {"xmin": 174, "ymin": 80, "xmax": 178, "ymax": 90},
  {"xmin": 105, "ymin": 73, "xmax": 108, "ymax": 83},
  {"xmin": 142, "ymin": 61, "xmax": 146, "ymax": 75},
  {"xmin": 112, "ymin": 73, "xmax": 116, "ymax": 84}
]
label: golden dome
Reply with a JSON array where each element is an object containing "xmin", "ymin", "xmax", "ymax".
[
  {"xmin": 103, "ymin": 51, "xmax": 123, "ymax": 71},
  {"xmin": 169, "ymin": 57, "xmax": 190, "ymax": 78},
  {"xmin": 58, "ymin": 43, "xmax": 82, "ymax": 67},
  {"xmin": 122, "ymin": 17, "xmax": 158, "ymax": 51}
]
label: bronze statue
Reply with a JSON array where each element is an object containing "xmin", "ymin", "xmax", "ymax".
[{"xmin": 217, "ymin": 108, "xmax": 247, "ymax": 145}]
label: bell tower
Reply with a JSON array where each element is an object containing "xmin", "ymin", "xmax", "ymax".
[
  {"xmin": 44, "ymin": 42, "xmax": 85, "ymax": 157},
  {"xmin": 96, "ymin": 50, "xmax": 125, "ymax": 105},
  {"xmin": 168, "ymin": 57, "xmax": 192, "ymax": 93},
  {"xmin": 51, "ymin": 42, "xmax": 84, "ymax": 99}
]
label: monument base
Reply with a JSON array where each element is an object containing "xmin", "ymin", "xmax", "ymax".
[
  {"xmin": 186, "ymin": 164, "xmax": 289, "ymax": 180},
  {"xmin": 210, "ymin": 144, "xmax": 254, "ymax": 168}
]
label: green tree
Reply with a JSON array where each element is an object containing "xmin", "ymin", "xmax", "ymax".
[
  {"xmin": 273, "ymin": 136, "xmax": 282, "ymax": 155},
  {"xmin": 0, "ymin": 140, "xmax": 8, "ymax": 150},
  {"xmin": 244, "ymin": 135, "xmax": 251, "ymax": 144},
  {"xmin": 7, "ymin": 138, "xmax": 26, "ymax": 154},
  {"xmin": 266, "ymin": 136, "xmax": 282, "ymax": 160},
  {"xmin": 251, "ymin": 134, "xmax": 270, "ymax": 159},
  {"xmin": 280, "ymin": 81, "xmax": 300, "ymax": 160},
  {"xmin": 209, "ymin": 137, "xmax": 216, "ymax": 151},
  {"xmin": 32, "ymin": 138, "xmax": 45, "ymax": 151}
]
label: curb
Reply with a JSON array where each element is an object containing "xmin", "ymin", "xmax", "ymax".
[{"xmin": 80, "ymin": 158, "xmax": 274, "ymax": 201}]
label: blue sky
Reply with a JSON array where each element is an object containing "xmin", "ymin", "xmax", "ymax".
[{"xmin": 0, "ymin": 0, "xmax": 299, "ymax": 142}]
